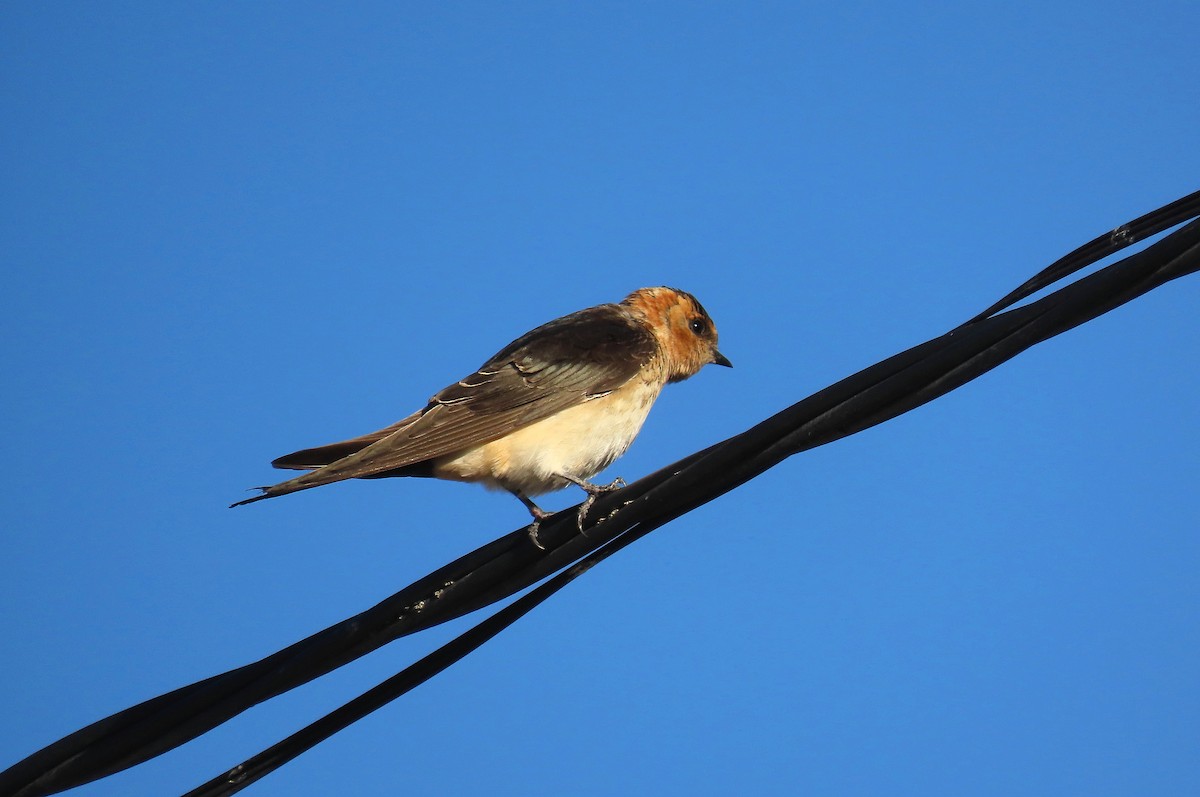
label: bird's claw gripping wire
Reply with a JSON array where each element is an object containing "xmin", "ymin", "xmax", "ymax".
[
  {"xmin": 559, "ymin": 473, "xmax": 627, "ymax": 533},
  {"xmin": 519, "ymin": 475, "xmax": 628, "ymax": 549}
]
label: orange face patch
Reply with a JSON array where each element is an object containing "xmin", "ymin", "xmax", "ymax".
[{"xmin": 621, "ymin": 287, "xmax": 721, "ymax": 383}]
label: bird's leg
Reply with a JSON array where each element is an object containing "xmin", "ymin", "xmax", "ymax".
[
  {"xmin": 512, "ymin": 490, "xmax": 552, "ymax": 550},
  {"xmin": 555, "ymin": 473, "xmax": 627, "ymax": 532}
]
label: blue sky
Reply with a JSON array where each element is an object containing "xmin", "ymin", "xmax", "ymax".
[{"xmin": 2, "ymin": 3, "xmax": 1197, "ymax": 795}]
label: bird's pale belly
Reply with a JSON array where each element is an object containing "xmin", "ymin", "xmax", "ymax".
[{"xmin": 430, "ymin": 381, "xmax": 661, "ymax": 495}]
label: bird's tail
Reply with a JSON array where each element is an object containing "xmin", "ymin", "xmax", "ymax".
[{"xmin": 231, "ymin": 411, "xmax": 423, "ymax": 507}]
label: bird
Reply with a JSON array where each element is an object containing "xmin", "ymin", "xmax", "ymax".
[{"xmin": 232, "ymin": 286, "xmax": 731, "ymax": 532}]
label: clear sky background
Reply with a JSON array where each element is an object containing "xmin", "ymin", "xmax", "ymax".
[{"xmin": 2, "ymin": 4, "xmax": 1197, "ymax": 796}]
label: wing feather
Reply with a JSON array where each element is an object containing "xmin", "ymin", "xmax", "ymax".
[{"xmin": 232, "ymin": 304, "xmax": 656, "ymax": 505}]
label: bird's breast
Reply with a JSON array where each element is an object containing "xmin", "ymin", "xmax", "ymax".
[{"xmin": 431, "ymin": 377, "xmax": 664, "ymax": 495}]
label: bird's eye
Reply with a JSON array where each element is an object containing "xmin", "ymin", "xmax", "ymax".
[{"xmin": 688, "ymin": 318, "xmax": 708, "ymax": 335}]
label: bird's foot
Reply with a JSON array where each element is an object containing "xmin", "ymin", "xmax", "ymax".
[
  {"xmin": 527, "ymin": 519, "xmax": 546, "ymax": 550},
  {"xmin": 524, "ymin": 505, "xmax": 554, "ymax": 550},
  {"xmin": 512, "ymin": 491, "xmax": 553, "ymax": 550},
  {"xmin": 514, "ymin": 477, "xmax": 628, "ymax": 547},
  {"xmin": 558, "ymin": 474, "xmax": 627, "ymax": 532}
]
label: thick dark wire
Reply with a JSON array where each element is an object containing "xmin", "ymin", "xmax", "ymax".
[
  {"xmin": 2, "ymin": 192, "xmax": 1198, "ymax": 797},
  {"xmin": 971, "ymin": 188, "xmax": 1200, "ymax": 320}
]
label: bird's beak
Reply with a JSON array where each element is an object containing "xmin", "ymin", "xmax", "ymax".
[{"xmin": 712, "ymin": 350, "xmax": 733, "ymax": 368}]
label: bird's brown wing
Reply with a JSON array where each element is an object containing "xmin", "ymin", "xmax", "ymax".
[
  {"xmin": 269, "ymin": 411, "xmax": 425, "ymax": 471},
  {"xmin": 232, "ymin": 304, "xmax": 657, "ymax": 506}
]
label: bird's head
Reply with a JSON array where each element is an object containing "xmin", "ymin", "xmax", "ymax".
[{"xmin": 621, "ymin": 286, "xmax": 732, "ymax": 383}]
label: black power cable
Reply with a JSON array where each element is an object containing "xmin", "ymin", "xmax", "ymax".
[{"xmin": 3, "ymin": 191, "xmax": 1198, "ymax": 797}]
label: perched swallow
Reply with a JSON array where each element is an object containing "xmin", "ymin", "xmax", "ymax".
[{"xmin": 232, "ymin": 287, "xmax": 730, "ymax": 529}]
